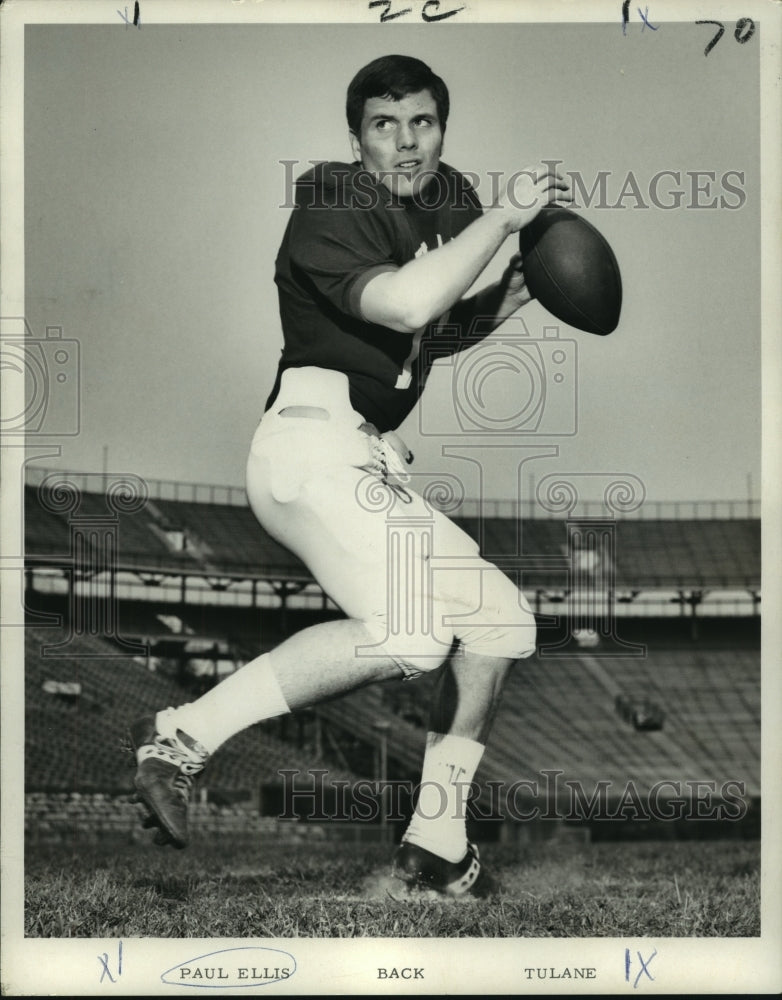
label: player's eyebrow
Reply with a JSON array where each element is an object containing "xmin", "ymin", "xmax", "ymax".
[{"xmin": 367, "ymin": 112, "xmax": 437, "ymax": 124}]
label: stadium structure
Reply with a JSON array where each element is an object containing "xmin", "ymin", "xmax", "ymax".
[{"xmin": 21, "ymin": 466, "xmax": 760, "ymax": 847}]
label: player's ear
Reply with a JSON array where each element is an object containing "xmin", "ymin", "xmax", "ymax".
[{"xmin": 349, "ymin": 130, "xmax": 362, "ymax": 164}]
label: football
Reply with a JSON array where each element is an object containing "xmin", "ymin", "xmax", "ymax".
[{"xmin": 519, "ymin": 206, "xmax": 622, "ymax": 336}]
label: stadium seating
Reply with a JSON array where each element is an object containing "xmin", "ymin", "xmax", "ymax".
[
  {"xmin": 23, "ymin": 478, "xmax": 761, "ymax": 836},
  {"xmin": 24, "ymin": 626, "xmax": 359, "ymax": 795},
  {"xmin": 612, "ymin": 520, "xmax": 760, "ymax": 587},
  {"xmin": 482, "ymin": 647, "xmax": 760, "ymax": 799},
  {"xmin": 24, "ymin": 496, "xmax": 72, "ymax": 558},
  {"xmin": 24, "ymin": 485, "xmax": 760, "ymax": 588},
  {"xmin": 25, "ymin": 485, "xmax": 184, "ymax": 571},
  {"xmin": 23, "ymin": 620, "xmax": 760, "ymax": 829},
  {"xmin": 150, "ymin": 499, "xmax": 308, "ymax": 577},
  {"xmin": 314, "ymin": 683, "xmax": 427, "ymax": 775}
]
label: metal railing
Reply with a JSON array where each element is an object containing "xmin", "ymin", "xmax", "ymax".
[
  {"xmin": 27, "ymin": 570, "xmax": 762, "ymax": 617},
  {"xmin": 24, "ymin": 466, "xmax": 248, "ymax": 507}
]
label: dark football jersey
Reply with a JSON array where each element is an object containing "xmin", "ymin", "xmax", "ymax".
[{"xmin": 268, "ymin": 160, "xmax": 483, "ymax": 431}]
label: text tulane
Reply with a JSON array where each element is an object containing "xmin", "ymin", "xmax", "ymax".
[{"xmin": 524, "ymin": 967, "xmax": 597, "ymax": 979}]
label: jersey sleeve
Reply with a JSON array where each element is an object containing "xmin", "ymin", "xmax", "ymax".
[{"xmin": 286, "ymin": 176, "xmax": 401, "ymax": 321}]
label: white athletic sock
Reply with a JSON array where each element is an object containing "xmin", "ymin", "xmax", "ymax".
[
  {"xmin": 403, "ymin": 732, "xmax": 485, "ymax": 863},
  {"xmin": 155, "ymin": 652, "xmax": 290, "ymax": 756}
]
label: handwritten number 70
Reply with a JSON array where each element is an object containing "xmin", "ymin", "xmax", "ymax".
[{"xmin": 696, "ymin": 17, "xmax": 755, "ymax": 55}]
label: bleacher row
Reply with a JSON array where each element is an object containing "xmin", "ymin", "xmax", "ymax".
[
  {"xmin": 26, "ymin": 488, "xmax": 305, "ymax": 579},
  {"xmin": 320, "ymin": 647, "xmax": 761, "ymax": 801},
  {"xmin": 24, "ymin": 622, "xmax": 760, "ymax": 803},
  {"xmin": 481, "ymin": 647, "xmax": 760, "ymax": 797},
  {"xmin": 25, "ymin": 485, "xmax": 760, "ymax": 588},
  {"xmin": 24, "ymin": 626, "xmax": 357, "ymax": 795}
]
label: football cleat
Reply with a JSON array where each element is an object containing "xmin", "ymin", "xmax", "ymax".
[
  {"xmin": 127, "ymin": 714, "xmax": 209, "ymax": 849},
  {"xmin": 392, "ymin": 841, "xmax": 493, "ymax": 898}
]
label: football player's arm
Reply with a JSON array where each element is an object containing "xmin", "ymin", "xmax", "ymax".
[
  {"xmin": 359, "ymin": 165, "xmax": 571, "ymax": 334},
  {"xmin": 422, "ymin": 255, "xmax": 531, "ymax": 363}
]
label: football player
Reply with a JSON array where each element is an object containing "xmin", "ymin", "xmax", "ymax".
[{"xmin": 130, "ymin": 54, "xmax": 572, "ymax": 895}]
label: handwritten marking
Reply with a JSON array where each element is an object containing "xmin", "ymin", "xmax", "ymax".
[
  {"xmin": 160, "ymin": 946, "xmax": 296, "ymax": 989},
  {"xmin": 622, "ymin": 5, "xmax": 755, "ymax": 53},
  {"xmin": 624, "ymin": 947, "xmax": 657, "ymax": 988},
  {"xmin": 734, "ymin": 17, "xmax": 755, "ymax": 43},
  {"xmin": 369, "ymin": 0, "xmax": 462, "ymax": 23},
  {"xmin": 637, "ymin": 6, "xmax": 658, "ymax": 31},
  {"xmin": 696, "ymin": 17, "xmax": 755, "ymax": 55},
  {"xmin": 98, "ymin": 955, "xmax": 115, "ymax": 984},
  {"xmin": 117, "ymin": 4, "xmax": 141, "ymax": 28},
  {"xmin": 634, "ymin": 949, "xmax": 657, "ymax": 987},
  {"xmin": 369, "ymin": 0, "xmax": 413, "ymax": 21},
  {"xmin": 620, "ymin": 4, "xmax": 657, "ymax": 35},
  {"xmin": 98, "ymin": 941, "xmax": 123, "ymax": 984},
  {"xmin": 696, "ymin": 19, "xmax": 725, "ymax": 56},
  {"xmin": 421, "ymin": 1, "xmax": 464, "ymax": 22}
]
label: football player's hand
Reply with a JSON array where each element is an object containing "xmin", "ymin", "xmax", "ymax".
[
  {"xmin": 501, "ymin": 252, "xmax": 533, "ymax": 307},
  {"xmin": 494, "ymin": 163, "xmax": 573, "ymax": 233}
]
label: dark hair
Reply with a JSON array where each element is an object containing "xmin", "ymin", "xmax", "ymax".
[{"xmin": 346, "ymin": 55, "xmax": 450, "ymax": 136}]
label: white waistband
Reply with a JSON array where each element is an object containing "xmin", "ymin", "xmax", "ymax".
[{"xmin": 271, "ymin": 367, "xmax": 364, "ymax": 424}]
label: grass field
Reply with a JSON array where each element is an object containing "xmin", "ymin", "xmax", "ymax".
[{"xmin": 25, "ymin": 837, "xmax": 759, "ymax": 938}]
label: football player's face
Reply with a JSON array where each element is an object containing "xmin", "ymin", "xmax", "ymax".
[{"xmin": 350, "ymin": 90, "xmax": 443, "ymax": 199}]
